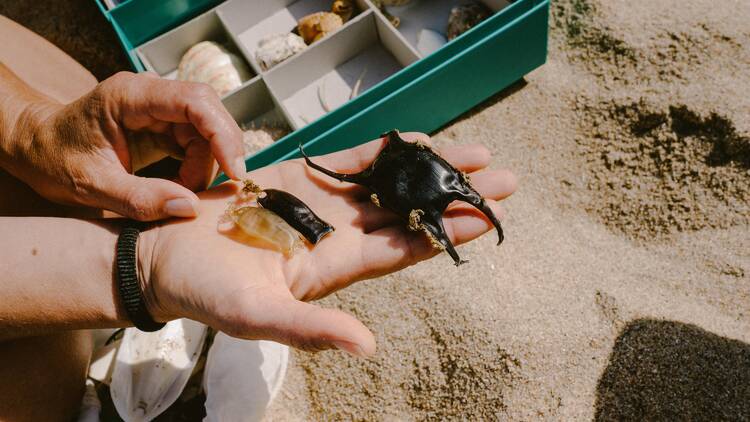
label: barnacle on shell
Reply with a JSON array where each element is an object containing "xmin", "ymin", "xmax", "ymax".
[{"xmin": 300, "ymin": 130, "xmax": 504, "ymax": 266}]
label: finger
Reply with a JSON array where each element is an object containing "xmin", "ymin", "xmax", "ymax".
[
  {"xmin": 463, "ymin": 169, "xmax": 518, "ymax": 201},
  {"xmin": 91, "ymin": 168, "xmax": 200, "ymax": 221},
  {"xmin": 316, "ymin": 201, "xmax": 505, "ymax": 283},
  {"xmin": 173, "ymin": 123, "xmax": 219, "ymax": 191},
  {"xmin": 107, "ymin": 72, "xmax": 246, "ymax": 180},
  {"xmin": 242, "ymin": 295, "xmax": 375, "ymax": 357},
  {"xmin": 440, "ymin": 143, "xmax": 491, "ymax": 172}
]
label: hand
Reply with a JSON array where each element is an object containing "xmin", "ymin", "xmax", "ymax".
[
  {"xmin": 2, "ymin": 71, "xmax": 246, "ymax": 221},
  {"xmin": 138, "ymin": 133, "xmax": 517, "ymax": 357}
]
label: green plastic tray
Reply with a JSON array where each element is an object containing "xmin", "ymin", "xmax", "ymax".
[{"xmin": 97, "ymin": 0, "xmax": 549, "ymax": 182}]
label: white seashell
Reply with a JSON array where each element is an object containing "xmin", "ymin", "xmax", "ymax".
[
  {"xmin": 416, "ymin": 29, "xmax": 447, "ymax": 56},
  {"xmin": 202, "ymin": 332, "xmax": 289, "ymax": 422},
  {"xmin": 255, "ymin": 33, "xmax": 307, "ymax": 71},
  {"xmin": 177, "ymin": 41, "xmax": 251, "ymax": 96},
  {"xmin": 110, "ymin": 319, "xmax": 208, "ymax": 422}
]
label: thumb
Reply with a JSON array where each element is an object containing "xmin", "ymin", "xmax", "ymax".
[
  {"xmin": 93, "ymin": 170, "xmax": 200, "ymax": 221},
  {"xmin": 251, "ymin": 296, "xmax": 376, "ymax": 358}
]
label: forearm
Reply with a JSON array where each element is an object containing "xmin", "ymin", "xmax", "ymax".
[{"xmin": 0, "ymin": 217, "xmax": 130, "ymax": 339}]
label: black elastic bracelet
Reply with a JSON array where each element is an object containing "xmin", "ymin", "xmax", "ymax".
[{"xmin": 116, "ymin": 220, "xmax": 165, "ymax": 332}]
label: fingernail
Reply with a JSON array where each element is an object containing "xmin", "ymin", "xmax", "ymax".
[
  {"xmin": 332, "ymin": 340, "xmax": 367, "ymax": 358},
  {"xmin": 165, "ymin": 198, "xmax": 197, "ymax": 217},
  {"xmin": 233, "ymin": 157, "xmax": 246, "ymax": 179}
]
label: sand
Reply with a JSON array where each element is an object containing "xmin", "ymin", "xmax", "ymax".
[{"xmin": 2, "ymin": 0, "xmax": 748, "ymax": 420}]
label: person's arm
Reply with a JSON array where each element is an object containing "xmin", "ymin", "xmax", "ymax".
[
  {"xmin": 0, "ymin": 63, "xmax": 50, "ymax": 154},
  {"xmin": 0, "ymin": 134, "xmax": 517, "ymax": 356},
  {"xmin": 0, "ymin": 216, "xmax": 127, "ymax": 340}
]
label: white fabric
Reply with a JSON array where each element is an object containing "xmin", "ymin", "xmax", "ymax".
[{"xmin": 202, "ymin": 333, "xmax": 289, "ymax": 422}]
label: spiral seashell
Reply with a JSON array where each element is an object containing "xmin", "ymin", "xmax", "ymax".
[
  {"xmin": 177, "ymin": 41, "xmax": 252, "ymax": 96},
  {"xmin": 255, "ymin": 33, "xmax": 307, "ymax": 71}
]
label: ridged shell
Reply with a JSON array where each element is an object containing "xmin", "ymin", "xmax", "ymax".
[
  {"xmin": 177, "ymin": 41, "xmax": 251, "ymax": 96},
  {"xmin": 255, "ymin": 33, "xmax": 307, "ymax": 71}
]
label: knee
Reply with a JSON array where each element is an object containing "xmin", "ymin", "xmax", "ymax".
[{"xmin": 0, "ymin": 330, "xmax": 93, "ymax": 422}]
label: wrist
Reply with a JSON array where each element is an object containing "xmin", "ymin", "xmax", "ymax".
[
  {"xmin": 0, "ymin": 98, "xmax": 60, "ymax": 173},
  {"xmin": 136, "ymin": 224, "xmax": 175, "ymax": 323}
]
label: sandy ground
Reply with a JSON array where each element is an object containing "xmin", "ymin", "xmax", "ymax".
[{"xmin": 2, "ymin": 0, "xmax": 748, "ymax": 420}]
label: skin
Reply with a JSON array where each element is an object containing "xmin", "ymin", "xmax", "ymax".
[{"xmin": 0, "ymin": 15, "xmax": 517, "ymax": 421}]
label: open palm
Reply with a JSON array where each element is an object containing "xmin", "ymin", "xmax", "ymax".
[{"xmin": 140, "ymin": 133, "xmax": 516, "ymax": 357}]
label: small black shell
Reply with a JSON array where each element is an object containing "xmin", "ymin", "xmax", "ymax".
[
  {"xmin": 300, "ymin": 130, "xmax": 503, "ymax": 266},
  {"xmin": 256, "ymin": 189, "xmax": 335, "ymax": 244}
]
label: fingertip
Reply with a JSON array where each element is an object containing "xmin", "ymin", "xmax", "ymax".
[
  {"xmin": 164, "ymin": 198, "xmax": 197, "ymax": 218},
  {"xmin": 231, "ymin": 156, "xmax": 247, "ymax": 180},
  {"xmin": 164, "ymin": 192, "xmax": 200, "ymax": 218},
  {"xmin": 399, "ymin": 131, "xmax": 430, "ymax": 144},
  {"xmin": 465, "ymin": 143, "xmax": 492, "ymax": 166},
  {"xmin": 488, "ymin": 200, "xmax": 505, "ymax": 221},
  {"xmin": 333, "ymin": 336, "xmax": 376, "ymax": 358},
  {"xmin": 501, "ymin": 169, "xmax": 518, "ymax": 195},
  {"xmin": 212, "ymin": 134, "xmax": 245, "ymax": 181},
  {"xmin": 439, "ymin": 143, "xmax": 491, "ymax": 172}
]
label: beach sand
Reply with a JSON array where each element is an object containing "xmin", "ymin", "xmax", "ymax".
[{"xmin": 2, "ymin": 0, "xmax": 748, "ymax": 420}]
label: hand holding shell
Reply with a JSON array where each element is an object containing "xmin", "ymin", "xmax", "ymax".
[{"xmin": 124, "ymin": 133, "xmax": 514, "ymax": 367}]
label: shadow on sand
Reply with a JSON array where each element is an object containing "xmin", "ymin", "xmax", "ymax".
[{"xmin": 595, "ymin": 319, "xmax": 750, "ymax": 421}]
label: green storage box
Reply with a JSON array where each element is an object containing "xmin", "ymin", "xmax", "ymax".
[{"xmin": 97, "ymin": 0, "xmax": 549, "ymax": 181}]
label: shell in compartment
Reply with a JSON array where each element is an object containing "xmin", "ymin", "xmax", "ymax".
[
  {"xmin": 331, "ymin": 0, "xmax": 356, "ymax": 22},
  {"xmin": 241, "ymin": 124, "xmax": 290, "ymax": 157},
  {"xmin": 297, "ymin": 12, "xmax": 344, "ymax": 44},
  {"xmin": 177, "ymin": 41, "xmax": 252, "ymax": 96},
  {"xmin": 255, "ymin": 33, "xmax": 307, "ymax": 71},
  {"xmin": 446, "ymin": 2, "xmax": 492, "ymax": 40}
]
